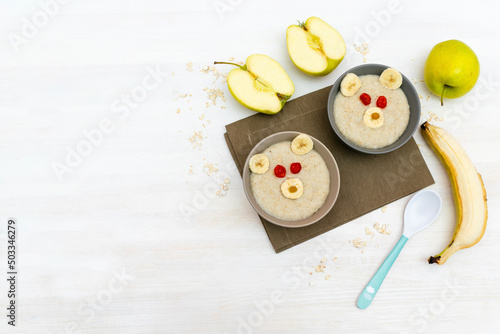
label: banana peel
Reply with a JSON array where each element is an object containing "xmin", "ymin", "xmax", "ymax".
[{"xmin": 421, "ymin": 122, "xmax": 488, "ymax": 265}]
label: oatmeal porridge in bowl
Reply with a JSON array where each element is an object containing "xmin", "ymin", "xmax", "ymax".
[
  {"xmin": 327, "ymin": 64, "xmax": 421, "ymax": 154},
  {"xmin": 242, "ymin": 132, "xmax": 340, "ymax": 228}
]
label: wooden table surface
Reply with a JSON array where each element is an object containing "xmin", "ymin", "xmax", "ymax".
[{"xmin": 1, "ymin": 1, "xmax": 499, "ymax": 333}]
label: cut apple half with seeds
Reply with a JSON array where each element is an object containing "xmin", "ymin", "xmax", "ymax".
[
  {"xmin": 286, "ymin": 17, "xmax": 346, "ymax": 76},
  {"xmin": 216, "ymin": 54, "xmax": 295, "ymax": 115}
]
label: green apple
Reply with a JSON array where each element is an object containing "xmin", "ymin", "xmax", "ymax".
[
  {"xmin": 286, "ymin": 17, "xmax": 346, "ymax": 76},
  {"xmin": 424, "ymin": 40, "xmax": 480, "ymax": 106},
  {"xmin": 215, "ymin": 55, "xmax": 294, "ymax": 114}
]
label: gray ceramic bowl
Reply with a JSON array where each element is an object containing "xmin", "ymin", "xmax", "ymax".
[
  {"xmin": 327, "ymin": 64, "xmax": 421, "ymax": 154},
  {"xmin": 242, "ymin": 131, "xmax": 340, "ymax": 228}
]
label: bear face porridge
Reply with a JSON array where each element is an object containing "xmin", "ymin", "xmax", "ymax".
[
  {"xmin": 249, "ymin": 134, "xmax": 330, "ymax": 221},
  {"xmin": 334, "ymin": 69, "xmax": 410, "ymax": 149}
]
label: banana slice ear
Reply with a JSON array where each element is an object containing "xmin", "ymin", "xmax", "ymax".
[
  {"xmin": 291, "ymin": 134, "xmax": 314, "ymax": 155},
  {"xmin": 340, "ymin": 73, "xmax": 361, "ymax": 96},
  {"xmin": 249, "ymin": 153, "xmax": 270, "ymax": 174},
  {"xmin": 379, "ymin": 68, "xmax": 403, "ymax": 89}
]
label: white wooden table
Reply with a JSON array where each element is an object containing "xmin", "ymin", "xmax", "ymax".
[{"xmin": 1, "ymin": 1, "xmax": 499, "ymax": 333}]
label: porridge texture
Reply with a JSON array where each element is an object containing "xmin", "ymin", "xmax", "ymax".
[
  {"xmin": 334, "ymin": 74, "xmax": 410, "ymax": 149},
  {"xmin": 250, "ymin": 141, "xmax": 330, "ymax": 221}
]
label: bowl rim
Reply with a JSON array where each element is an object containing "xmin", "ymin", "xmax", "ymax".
[
  {"xmin": 327, "ymin": 63, "xmax": 421, "ymax": 154},
  {"xmin": 242, "ymin": 131, "xmax": 340, "ymax": 228}
]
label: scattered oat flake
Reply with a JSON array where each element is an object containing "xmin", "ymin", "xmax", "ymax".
[
  {"xmin": 308, "ymin": 282, "xmax": 315, "ymax": 287},
  {"xmin": 365, "ymin": 227, "xmax": 375, "ymax": 238},
  {"xmin": 203, "ymin": 163, "xmax": 219, "ymax": 176},
  {"xmin": 205, "ymin": 88, "xmax": 226, "ymax": 107},
  {"xmin": 419, "ymin": 94, "xmax": 423, "ymax": 99},
  {"xmin": 325, "ymin": 275, "xmax": 331, "ymax": 280},
  {"xmin": 199, "ymin": 114, "xmax": 205, "ymax": 120},
  {"xmin": 352, "ymin": 238, "xmax": 368, "ymax": 249},
  {"xmin": 216, "ymin": 182, "xmax": 229, "ymax": 197},
  {"xmin": 374, "ymin": 222, "xmax": 391, "ymax": 235},
  {"xmin": 361, "ymin": 249, "xmax": 366, "ymax": 253},
  {"xmin": 427, "ymin": 112, "xmax": 440, "ymax": 122},
  {"xmin": 320, "ymin": 257, "xmax": 327, "ymax": 264},
  {"xmin": 186, "ymin": 62, "xmax": 194, "ymax": 72},
  {"xmin": 229, "ymin": 56, "xmax": 235, "ymax": 61},
  {"xmin": 332, "ymin": 257, "xmax": 338, "ymax": 261},
  {"xmin": 173, "ymin": 92, "xmax": 190, "ymax": 101},
  {"xmin": 354, "ymin": 43, "xmax": 370, "ymax": 60},
  {"xmin": 382, "ymin": 206, "xmax": 387, "ymax": 213},
  {"xmin": 426, "ymin": 95, "xmax": 430, "ymax": 101},
  {"xmin": 214, "ymin": 177, "xmax": 230, "ymax": 197},
  {"xmin": 188, "ymin": 131, "xmax": 204, "ymax": 149},
  {"xmin": 176, "ymin": 108, "xmax": 181, "ymax": 114},
  {"xmin": 314, "ymin": 265, "xmax": 324, "ymax": 273},
  {"xmin": 201, "ymin": 64, "xmax": 228, "ymax": 84},
  {"xmin": 202, "ymin": 120, "xmax": 211, "ymax": 128},
  {"xmin": 188, "ymin": 165, "xmax": 194, "ymax": 175}
]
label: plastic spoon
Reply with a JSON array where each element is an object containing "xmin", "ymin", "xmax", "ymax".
[{"xmin": 357, "ymin": 190, "xmax": 442, "ymax": 309}]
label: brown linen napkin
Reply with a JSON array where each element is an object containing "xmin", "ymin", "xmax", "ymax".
[{"xmin": 225, "ymin": 85, "xmax": 434, "ymax": 253}]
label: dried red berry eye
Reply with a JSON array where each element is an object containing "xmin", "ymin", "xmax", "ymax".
[
  {"xmin": 360, "ymin": 93, "xmax": 371, "ymax": 106},
  {"xmin": 290, "ymin": 162, "xmax": 302, "ymax": 174},
  {"xmin": 376, "ymin": 96, "xmax": 387, "ymax": 108},
  {"xmin": 274, "ymin": 165, "xmax": 286, "ymax": 178}
]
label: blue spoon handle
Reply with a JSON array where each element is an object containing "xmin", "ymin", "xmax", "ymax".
[{"xmin": 357, "ymin": 235, "xmax": 408, "ymax": 309}]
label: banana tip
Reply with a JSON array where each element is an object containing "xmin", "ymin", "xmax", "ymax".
[
  {"xmin": 428, "ymin": 255, "xmax": 441, "ymax": 264},
  {"xmin": 421, "ymin": 122, "xmax": 428, "ymax": 130}
]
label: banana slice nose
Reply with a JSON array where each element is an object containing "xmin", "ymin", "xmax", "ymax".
[
  {"xmin": 363, "ymin": 107, "xmax": 384, "ymax": 129},
  {"xmin": 281, "ymin": 178, "xmax": 304, "ymax": 199}
]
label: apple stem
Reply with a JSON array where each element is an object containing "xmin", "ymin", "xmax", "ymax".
[
  {"xmin": 441, "ymin": 86, "xmax": 446, "ymax": 106},
  {"xmin": 297, "ymin": 20, "xmax": 306, "ymax": 29},
  {"xmin": 214, "ymin": 61, "xmax": 244, "ymax": 70}
]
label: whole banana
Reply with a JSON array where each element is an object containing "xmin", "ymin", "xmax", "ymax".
[{"xmin": 421, "ymin": 122, "xmax": 488, "ymax": 264}]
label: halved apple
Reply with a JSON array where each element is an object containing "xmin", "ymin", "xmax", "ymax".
[
  {"xmin": 286, "ymin": 17, "xmax": 346, "ymax": 76},
  {"xmin": 215, "ymin": 55, "xmax": 295, "ymax": 114}
]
